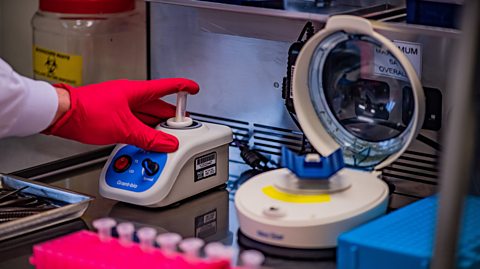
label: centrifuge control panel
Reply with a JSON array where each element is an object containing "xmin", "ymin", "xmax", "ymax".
[{"xmin": 105, "ymin": 145, "xmax": 167, "ymax": 192}]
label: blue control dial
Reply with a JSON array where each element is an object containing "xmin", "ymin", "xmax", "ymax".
[{"xmin": 106, "ymin": 145, "xmax": 167, "ymax": 192}]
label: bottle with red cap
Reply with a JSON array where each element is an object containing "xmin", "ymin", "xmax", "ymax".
[{"xmin": 32, "ymin": 0, "xmax": 146, "ymax": 86}]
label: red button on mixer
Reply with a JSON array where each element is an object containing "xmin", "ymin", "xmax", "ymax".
[{"xmin": 113, "ymin": 155, "xmax": 131, "ymax": 173}]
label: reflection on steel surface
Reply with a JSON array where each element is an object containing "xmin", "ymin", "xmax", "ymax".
[{"xmin": 0, "ymin": 175, "xmax": 93, "ymax": 241}]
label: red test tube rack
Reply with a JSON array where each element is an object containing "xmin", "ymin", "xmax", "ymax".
[{"xmin": 29, "ymin": 230, "xmax": 233, "ymax": 269}]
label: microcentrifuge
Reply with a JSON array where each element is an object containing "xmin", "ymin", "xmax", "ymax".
[
  {"xmin": 99, "ymin": 92, "xmax": 232, "ymax": 207},
  {"xmin": 235, "ymin": 15, "xmax": 425, "ymax": 249}
]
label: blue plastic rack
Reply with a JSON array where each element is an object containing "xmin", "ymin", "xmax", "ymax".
[{"xmin": 338, "ymin": 195, "xmax": 480, "ymax": 269}]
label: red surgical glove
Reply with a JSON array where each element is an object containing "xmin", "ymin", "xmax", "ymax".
[{"xmin": 43, "ymin": 79, "xmax": 199, "ymax": 152}]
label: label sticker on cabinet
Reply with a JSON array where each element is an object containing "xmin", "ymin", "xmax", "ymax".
[
  {"xmin": 194, "ymin": 152, "xmax": 217, "ymax": 182},
  {"xmin": 373, "ymin": 40, "xmax": 422, "ymax": 81},
  {"xmin": 394, "ymin": 40, "xmax": 422, "ymax": 78},
  {"xmin": 33, "ymin": 46, "xmax": 82, "ymax": 86}
]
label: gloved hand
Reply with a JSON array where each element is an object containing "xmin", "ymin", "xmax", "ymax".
[{"xmin": 42, "ymin": 79, "xmax": 199, "ymax": 152}]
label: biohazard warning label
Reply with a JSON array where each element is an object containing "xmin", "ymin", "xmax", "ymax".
[{"xmin": 33, "ymin": 46, "xmax": 82, "ymax": 86}]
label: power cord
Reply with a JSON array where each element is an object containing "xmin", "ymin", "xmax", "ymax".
[{"xmin": 233, "ymin": 137, "xmax": 277, "ymax": 172}]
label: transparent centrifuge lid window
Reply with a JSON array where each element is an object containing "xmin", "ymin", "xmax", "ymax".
[{"xmin": 308, "ymin": 32, "xmax": 416, "ymax": 168}]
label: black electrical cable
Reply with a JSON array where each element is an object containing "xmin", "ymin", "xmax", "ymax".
[
  {"xmin": 416, "ymin": 133, "xmax": 441, "ymax": 151},
  {"xmin": 288, "ymin": 110, "xmax": 302, "ymax": 130},
  {"xmin": 232, "ymin": 136, "xmax": 277, "ymax": 171},
  {"xmin": 288, "ymin": 111, "xmax": 313, "ymax": 154}
]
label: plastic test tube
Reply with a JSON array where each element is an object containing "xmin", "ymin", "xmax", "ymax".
[
  {"xmin": 175, "ymin": 91, "xmax": 188, "ymax": 123},
  {"xmin": 205, "ymin": 242, "xmax": 235, "ymax": 265},
  {"xmin": 92, "ymin": 218, "xmax": 117, "ymax": 241},
  {"xmin": 204, "ymin": 242, "xmax": 226, "ymax": 260},
  {"xmin": 218, "ymin": 245, "xmax": 234, "ymax": 264},
  {"xmin": 137, "ymin": 227, "xmax": 157, "ymax": 251},
  {"xmin": 240, "ymin": 250, "xmax": 265, "ymax": 268},
  {"xmin": 116, "ymin": 222, "xmax": 135, "ymax": 246},
  {"xmin": 179, "ymin": 237, "xmax": 205, "ymax": 258},
  {"xmin": 156, "ymin": 233, "xmax": 182, "ymax": 252}
]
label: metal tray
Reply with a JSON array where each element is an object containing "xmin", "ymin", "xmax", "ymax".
[{"xmin": 0, "ymin": 174, "xmax": 93, "ymax": 241}]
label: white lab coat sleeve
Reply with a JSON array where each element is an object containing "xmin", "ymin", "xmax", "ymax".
[{"xmin": 0, "ymin": 59, "xmax": 58, "ymax": 138}]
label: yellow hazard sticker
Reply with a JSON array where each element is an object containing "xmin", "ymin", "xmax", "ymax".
[
  {"xmin": 262, "ymin": 185, "xmax": 331, "ymax": 203},
  {"xmin": 33, "ymin": 46, "xmax": 82, "ymax": 86}
]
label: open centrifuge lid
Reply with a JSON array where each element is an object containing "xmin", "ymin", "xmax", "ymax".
[{"xmin": 293, "ymin": 16, "xmax": 425, "ymax": 170}]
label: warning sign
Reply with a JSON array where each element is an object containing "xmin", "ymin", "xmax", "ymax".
[
  {"xmin": 33, "ymin": 46, "xmax": 82, "ymax": 86},
  {"xmin": 373, "ymin": 40, "xmax": 422, "ymax": 82},
  {"xmin": 394, "ymin": 40, "xmax": 422, "ymax": 78}
]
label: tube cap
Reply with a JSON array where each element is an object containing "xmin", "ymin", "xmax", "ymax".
[{"xmin": 39, "ymin": 0, "xmax": 135, "ymax": 14}]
